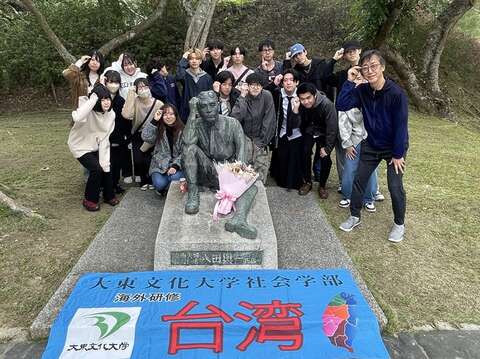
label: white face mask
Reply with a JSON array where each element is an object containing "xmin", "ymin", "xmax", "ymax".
[
  {"xmin": 137, "ymin": 89, "xmax": 151, "ymax": 98},
  {"xmin": 106, "ymin": 83, "xmax": 120, "ymax": 94}
]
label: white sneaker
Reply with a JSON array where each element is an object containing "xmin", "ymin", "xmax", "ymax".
[
  {"xmin": 135, "ymin": 176, "xmax": 142, "ymax": 183},
  {"xmin": 123, "ymin": 176, "xmax": 133, "ymax": 184},
  {"xmin": 364, "ymin": 202, "xmax": 376, "ymax": 212},
  {"xmin": 339, "ymin": 199, "xmax": 350, "ymax": 208},
  {"xmin": 375, "ymin": 191, "xmax": 385, "ymax": 201},
  {"xmin": 339, "ymin": 216, "xmax": 361, "ymax": 232},
  {"xmin": 140, "ymin": 184, "xmax": 149, "ymax": 191},
  {"xmin": 388, "ymin": 223, "xmax": 405, "ymax": 242},
  {"xmin": 148, "ymin": 184, "xmax": 155, "ymax": 190}
]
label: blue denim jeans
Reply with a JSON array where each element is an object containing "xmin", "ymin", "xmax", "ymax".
[
  {"xmin": 151, "ymin": 170, "xmax": 184, "ymax": 191},
  {"xmin": 341, "ymin": 142, "xmax": 377, "ymax": 203}
]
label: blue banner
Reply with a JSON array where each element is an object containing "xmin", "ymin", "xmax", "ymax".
[{"xmin": 41, "ymin": 269, "xmax": 389, "ymax": 358}]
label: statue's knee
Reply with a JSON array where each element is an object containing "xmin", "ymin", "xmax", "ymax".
[{"xmin": 184, "ymin": 144, "xmax": 200, "ymax": 158}]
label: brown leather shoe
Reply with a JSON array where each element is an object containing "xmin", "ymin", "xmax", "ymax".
[
  {"xmin": 318, "ymin": 186, "xmax": 328, "ymax": 199},
  {"xmin": 298, "ymin": 182, "xmax": 312, "ymax": 195}
]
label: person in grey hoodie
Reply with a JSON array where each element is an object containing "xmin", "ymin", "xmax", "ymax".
[
  {"xmin": 231, "ymin": 73, "xmax": 276, "ymax": 183},
  {"xmin": 296, "ymin": 82, "xmax": 338, "ymax": 198},
  {"xmin": 176, "ymin": 48, "xmax": 213, "ymax": 122}
]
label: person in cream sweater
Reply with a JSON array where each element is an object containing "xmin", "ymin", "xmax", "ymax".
[{"xmin": 68, "ymin": 83, "xmax": 119, "ymax": 211}]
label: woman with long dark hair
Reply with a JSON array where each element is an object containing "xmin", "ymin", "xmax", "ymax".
[
  {"xmin": 63, "ymin": 50, "xmax": 105, "ymax": 108},
  {"xmin": 141, "ymin": 104, "xmax": 184, "ymax": 195}
]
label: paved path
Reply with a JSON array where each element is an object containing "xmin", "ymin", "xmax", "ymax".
[{"xmin": 1, "ymin": 330, "xmax": 479, "ymax": 358}]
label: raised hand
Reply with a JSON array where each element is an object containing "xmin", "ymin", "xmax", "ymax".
[{"xmin": 333, "ymin": 48, "xmax": 344, "ymax": 61}]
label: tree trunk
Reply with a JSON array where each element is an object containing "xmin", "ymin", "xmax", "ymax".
[
  {"xmin": 422, "ymin": 0, "xmax": 476, "ymax": 94},
  {"xmin": 19, "ymin": 0, "xmax": 76, "ymax": 64},
  {"xmin": 380, "ymin": 45, "xmax": 431, "ymax": 112},
  {"xmin": 184, "ymin": 0, "xmax": 217, "ymax": 51},
  {"xmin": 98, "ymin": 0, "xmax": 168, "ymax": 56}
]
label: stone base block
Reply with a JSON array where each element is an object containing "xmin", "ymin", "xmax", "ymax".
[{"xmin": 154, "ymin": 181, "xmax": 278, "ymax": 270}]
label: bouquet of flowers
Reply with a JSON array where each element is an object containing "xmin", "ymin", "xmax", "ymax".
[{"xmin": 212, "ymin": 161, "xmax": 258, "ymax": 221}]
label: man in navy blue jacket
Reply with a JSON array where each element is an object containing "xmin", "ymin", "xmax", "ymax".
[{"xmin": 336, "ymin": 50, "xmax": 408, "ymax": 243}]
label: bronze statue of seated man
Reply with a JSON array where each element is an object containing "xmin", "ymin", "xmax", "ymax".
[{"xmin": 181, "ymin": 90, "xmax": 258, "ymax": 239}]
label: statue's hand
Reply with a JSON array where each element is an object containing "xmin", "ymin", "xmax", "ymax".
[{"xmin": 189, "ymin": 96, "xmax": 199, "ymax": 112}]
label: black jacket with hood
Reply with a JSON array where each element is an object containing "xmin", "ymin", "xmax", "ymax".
[{"xmin": 299, "ymin": 90, "xmax": 338, "ymax": 154}]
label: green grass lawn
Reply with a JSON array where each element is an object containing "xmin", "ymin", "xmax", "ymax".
[
  {"xmin": 0, "ymin": 110, "xmax": 479, "ymax": 334},
  {"xmin": 0, "ymin": 111, "xmax": 113, "ymax": 330},
  {"xmin": 321, "ymin": 112, "xmax": 480, "ymax": 333}
]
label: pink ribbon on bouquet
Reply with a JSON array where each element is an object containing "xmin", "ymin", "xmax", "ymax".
[{"xmin": 213, "ymin": 190, "xmax": 238, "ymax": 221}]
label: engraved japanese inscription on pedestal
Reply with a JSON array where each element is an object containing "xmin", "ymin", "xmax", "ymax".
[{"xmin": 171, "ymin": 251, "xmax": 263, "ymax": 266}]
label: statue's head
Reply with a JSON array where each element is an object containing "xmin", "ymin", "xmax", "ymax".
[{"xmin": 196, "ymin": 91, "xmax": 219, "ymax": 125}]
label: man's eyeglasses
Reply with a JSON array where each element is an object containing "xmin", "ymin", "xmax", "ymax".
[
  {"xmin": 361, "ymin": 63, "xmax": 381, "ymax": 73},
  {"xmin": 248, "ymin": 83, "xmax": 262, "ymax": 89},
  {"xmin": 262, "ymin": 48, "xmax": 273, "ymax": 53}
]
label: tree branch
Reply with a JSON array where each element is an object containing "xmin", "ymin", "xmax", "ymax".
[
  {"xmin": 18, "ymin": 0, "xmax": 76, "ymax": 64},
  {"xmin": 422, "ymin": 0, "xmax": 477, "ymax": 93},
  {"xmin": 373, "ymin": 0, "xmax": 406, "ymax": 48},
  {"xmin": 0, "ymin": 190, "xmax": 44, "ymax": 219},
  {"xmin": 98, "ymin": 0, "xmax": 167, "ymax": 56}
]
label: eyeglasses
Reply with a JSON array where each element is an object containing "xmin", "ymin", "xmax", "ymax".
[
  {"xmin": 248, "ymin": 83, "xmax": 262, "ymax": 89},
  {"xmin": 262, "ymin": 48, "xmax": 273, "ymax": 53},
  {"xmin": 361, "ymin": 63, "xmax": 381, "ymax": 73},
  {"xmin": 221, "ymin": 82, "xmax": 233, "ymax": 87}
]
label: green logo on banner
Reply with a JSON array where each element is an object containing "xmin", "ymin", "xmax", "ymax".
[{"xmin": 85, "ymin": 311, "xmax": 131, "ymax": 339}]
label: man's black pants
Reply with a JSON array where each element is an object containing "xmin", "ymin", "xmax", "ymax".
[
  {"xmin": 351, "ymin": 140, "xmax": 406, "ymax": 225},
  {"xmin": 303, "ymin": 134, "xmax": 332, "ymax": 187}
]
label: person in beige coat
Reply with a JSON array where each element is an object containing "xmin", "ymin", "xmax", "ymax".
[
  {"xmin": 122, "ymin": 77, "xmax": 163, "ymax": 189},
  {"xmin": 67, "ymin": 84, "xmax": 119, "ymax": 211}
]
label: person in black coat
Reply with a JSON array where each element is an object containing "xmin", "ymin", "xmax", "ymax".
[
  {"xmin": 104, "ymin": 70, "xmax": 132, "ymax": 193},
  {"xmin": 283, "ymin": 43, "xmax": 343, "ymax": 102},
  {"xmin": 201, "ymin": 39, "xmax": 228, "ymax": 80},
  {"xmin": 297, "ymin": 82, "xmax": 338, "ymax": 199},
  {"xmin": 265, "ymin": 69, "xmax": 305, "ymax": 191}
]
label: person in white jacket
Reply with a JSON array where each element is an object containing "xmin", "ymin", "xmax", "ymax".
[
  {"xmin": 103, "ymin": 52, "xmax": 147, "ymax": 100},
  {"xmin": 67, "ymin": 83, "xmax": 119, "ymax": 211}
]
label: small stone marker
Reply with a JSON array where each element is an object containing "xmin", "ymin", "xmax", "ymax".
[{"xmin": 154, "ymin": 181, "xmax": 278, "ymax": 270}]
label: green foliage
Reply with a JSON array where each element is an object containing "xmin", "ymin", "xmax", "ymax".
[
  {"xmin": 0, "ymin": 0, "xmax": 187, "ymax": 90},
  {"xmin": 456, "ymin": 6, "xmax": 480, "ymax": 38}
]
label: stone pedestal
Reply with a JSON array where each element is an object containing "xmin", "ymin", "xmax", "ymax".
[{"xmin": 154, "ymin": 181, "xmax": 278, "ymax": 270}]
